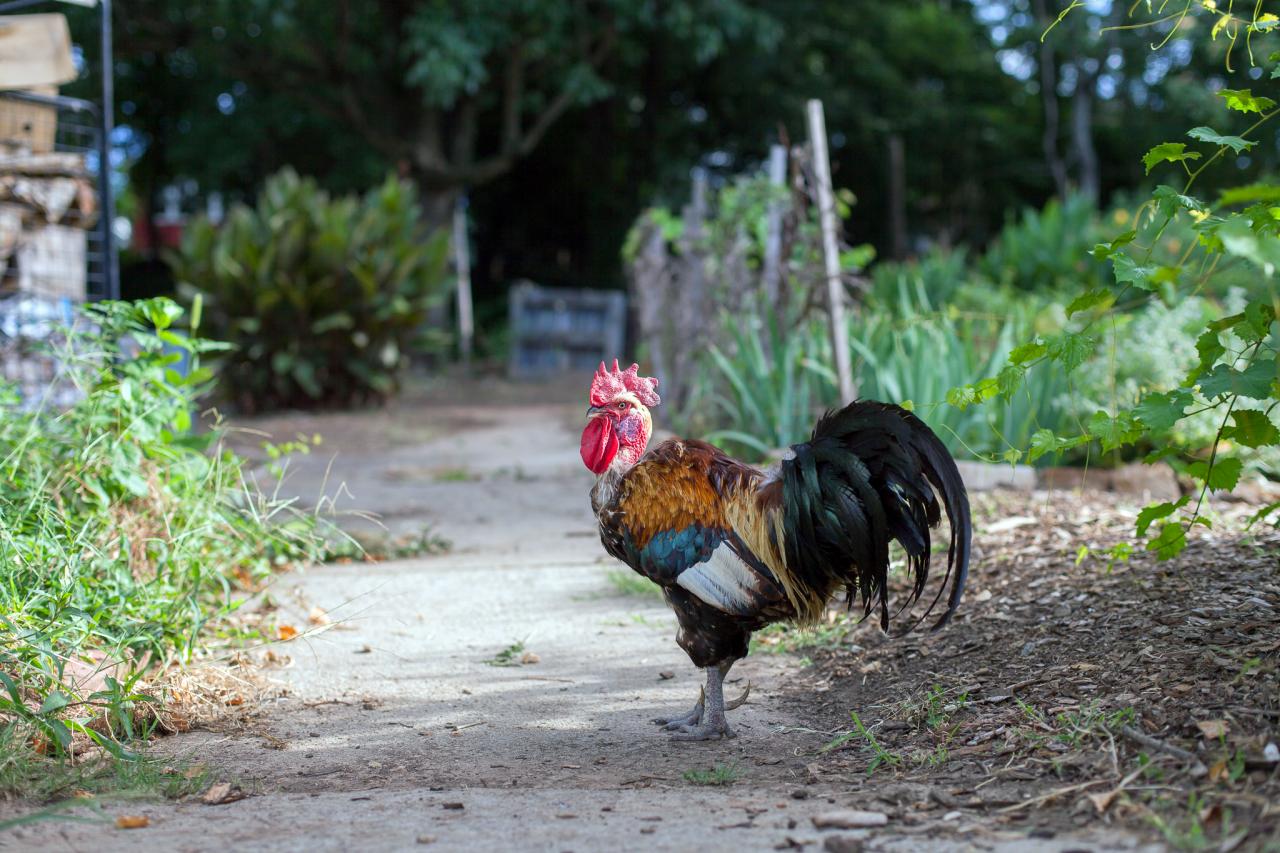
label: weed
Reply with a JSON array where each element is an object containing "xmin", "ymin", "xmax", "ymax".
[
  {"xmin": 0, "ymin": 298, "xmax": 327, "ymax": 791},
  {"xmin": 484, "ymin": 640, "xmax": 527, "ymax": 667},
  {"xmin": 894, "ymin": 683, "xmax": 970, "ymax": 730},
  {"xmin": 683, "ymin": 763, "xmax": 740, "ymax": 786},
  {"xmin": 605, "ymin": 569, "xmax": 663, "ymax": 599},
  {"xmin": 433, "ymin": 467, "xmax": 477, "ymax": 482},
  {"xmin": 0, "ymin": 725, "xmax": 212, "ymax": 803},
  {"xmin": 820, "ymin": 711, "xmax": 902, "ymax": 775},
  {"xmin": 1146, "ymin": 792, "xmax": 1239, "ymax": 852}
]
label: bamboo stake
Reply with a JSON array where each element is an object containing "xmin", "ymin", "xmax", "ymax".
[{"xmin": 806, "ymin": 100, "xmax": 855, "ymax": 402}]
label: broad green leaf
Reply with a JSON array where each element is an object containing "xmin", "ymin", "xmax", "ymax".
[
  {"xmin": 1001, "ymin": 448, "xmax": 1023, "ymax": 465},
  {"xmin": 1136, "ymin": 496, "xmax": 1189, "ymax": 537},
  {"xmin": 1027, "ymin": 429, "xmax": 1086, "ymax": 463},
  {"xmin": 1112, "ymin": 254, "xmax": 1156, "ymax": 290},
  {"xmin": 1152, "ymin": 185, "xmax": 1208, "ymax": 218},
  {"xmin": 1134, "ymin": 389, "xmax": 1194, "ymax": 433},
  {"xmin": 1187, "ymin": 126, "xmax": 1256, "ymax": 153},
  {"xmin": 1186, "ymin": 457, "xmax": 1244, "ymax": 491},
  {"xmin": 1225, "ymin": 409, "xmax": 1280, "ymax": 447},
  {"xmin": 997, "ymin": 364, "xmax": 1026, "ymax": 400},
  {"xmin": 945, "ymin": 385, "xmax": 977, "ymax": 411},
  {"xmin": 1217, "ymin": 182, "xmax": 1280, "ymax": 207},
  {"xmin": 1008, "ymin": 340, "xmax": 1047, "ymax": 365},
  {"xmin": 1243, "ymin": 301, "xmax": 1276, "ymax": 341},
  {"xmin": 1087, "ymin": 410, "xmax": 1143, "ymax": 452},
  {"xmin": 1142, "ymin": 142, "xmax": 1201, "ymax": 174},
  {"xmin": 1090, "ymin": 230, "xmax": 1137, "ymax": 260},
  {"xmin": 38, "ymin": 691, "xmax": 69, "ymax": 716},
  {"xmin": 1217, "ymin": 216, "xmax": 1280, "ymax": 273},
  {"xmin": 1065, "ymin": 288, "xmax": 1115, "ymax": 317},
  {"xmin": 1217, "ymin": 88, "xmax": 1277, "ymax": 114},
  {"xmin": 1187, "ymin": 329, "xmax": 1226, "ymax": 383},
  {"xmin": 1048, "ymin": 332, "xmax": 1096, "ymax": 374},
  {"xmin": 1146, "ymin": 522, "xmax": 1187, "ymax": 560},
  {"xmin": 1197, "ymin": 360, "xmax": 1276, "ymax": 400},
  {"xmin": 1027, "ymin": 429, "xmax": 1062, "ymax": 464}
]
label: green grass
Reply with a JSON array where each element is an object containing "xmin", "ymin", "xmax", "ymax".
[
  {"xmin": 0, "ymin": 299, "xmax": 327, "ymax": 797},
  {"xmin": 432, "ymin": 467, "xmax": 477, "ymax": 482},
  {"xmin": 749, "ymin": 614, "xmax": 858, "ymax": 655},
  {"xmin": 605, "ymin": 569, "xmax": 664, "ymax": 599},
  {"xmin": 820, "ymin": 711, "xmax": 902, "ymax": 774},
  {"xmin": 483, "ymin": 640, "xmax": 527, "ymax": 667},
  {"xmin": 682, "ymin": 763, "xmax": 740, "ymax": 786}
]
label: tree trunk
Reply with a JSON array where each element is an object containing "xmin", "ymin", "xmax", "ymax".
[
  {"xmin": 1031, "ymin": 0, "xmax": 1068, "ymax": 198},
  {"xmin": 887, "ymin": 133, "xmax": 907, "ymax": 260},
  {"xmin": 1071, "ymin": 63, "xmax": 1100, "ymax": 202}
]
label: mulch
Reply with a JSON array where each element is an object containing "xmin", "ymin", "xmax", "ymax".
[{"xmin": 786, "ymin": 489, "xmax": 1279, "ymax": 849}]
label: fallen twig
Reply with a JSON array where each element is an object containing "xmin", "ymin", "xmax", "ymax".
[{"xmin": 1119, "ymin": 725, "xmax": 1198, "ymax": 763}]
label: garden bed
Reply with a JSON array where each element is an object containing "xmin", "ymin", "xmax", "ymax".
[{"xmin": 774, "ymin": 490, "xmax": 1279, "ymax": 848}]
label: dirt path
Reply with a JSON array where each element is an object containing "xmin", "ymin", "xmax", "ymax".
[{"xmin": 6, "ymin": 390, "xmax": 1168, "ymax": 852}]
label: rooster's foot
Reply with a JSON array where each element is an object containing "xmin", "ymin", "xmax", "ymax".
[
  {"xmin": 666, "ymin": 667, "xmax": 743, "ymax": 741},
  {"xmin": 653, "ymin": 687, "xmax": 705, "ymax": 729},
  {"xmin": 670, "ymin": 719, "xmax": 734, "ymax": 741}
]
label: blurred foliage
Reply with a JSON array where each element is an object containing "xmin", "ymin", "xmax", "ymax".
[
  {"xmin": 172, "ymin": 169, "xmax": 450, "ymax": 412},
  {"xmin": 73, "ymin": 0, "xmax": 1280, "ymax": 313}
]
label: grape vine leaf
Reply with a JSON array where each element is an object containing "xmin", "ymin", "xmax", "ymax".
[
  {"xmin": 1217, "ymin": 88, "xmax": 1277, "ymax": 114},
  {"xmin": 1187, "ymin": 126, "xmax": 1257, "ymax": 153},
  {"xmin": 1197, "ymin": 360, "xmax": 1276, "ymax": 400},
  {"xmin": 1142, "ymin": 142, "xmax": 1201, "ymax": 174},
  {"xmin": 1136, "ymin": 495, "xmax": 1189, "ymax": 537},
  {"xmin": 1048, "ymin": 332, "xmax": 1097, "ymax": 373},
  {"xmin": 1224, "ymin": 409, "xmax": 1280, "ymax": 447},
  {"xmin": 1146, "ymin": 522, "xmax": 1187, "ymax": 560},
  {"xmin": 1134, "ymin": 389, "xmax": 1194, "ymax": 433},
  {"xmin": 1112, "ymin": 254, "xmax": 1157, "ymax": 290},
  {"xmin": 1185, "ymin": 457, "xmax": 1244, "ymax": 492}
]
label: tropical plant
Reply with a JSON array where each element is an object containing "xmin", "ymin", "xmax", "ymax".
[{"xmin": 172, "ymin": 168, "xmax": 451, "ymax": 413}]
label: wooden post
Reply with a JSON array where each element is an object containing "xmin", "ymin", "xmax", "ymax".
[
  {"xmin": 762, "ymin": 143, "xmax": 787, "ymax": 311},
  {"xmin": 806, "ymin": 99, "xmax": 855, "ymax": 402},
  {"xmin": 452, "ymin": 194, "xmax": 474, "ymax": 369}
]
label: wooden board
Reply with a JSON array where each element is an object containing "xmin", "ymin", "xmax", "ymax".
[
  {"xmin": 0, "ymin": 87, "xmax": 57, "ymax": 154},
  {"xmin": 11, "ymin": 223, "xmax": 85, "ymax": 300},
  {"xmin": 0, "ymin": 15, "xmax": 76, "ymax": 88}
]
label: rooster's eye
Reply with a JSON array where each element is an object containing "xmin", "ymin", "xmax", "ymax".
[{"xmin": 616, "ymin": 401, "xmax": 627, "ymax": 409}]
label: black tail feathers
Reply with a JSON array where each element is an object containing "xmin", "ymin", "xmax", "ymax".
[{"xmin": 779, "ymin": 399, "xmax": 971, "ymax": 634}]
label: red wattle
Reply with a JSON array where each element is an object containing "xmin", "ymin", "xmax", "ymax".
[{"xmin": 580, "ymin": 417, "xmax": 619, "ymax": 474}]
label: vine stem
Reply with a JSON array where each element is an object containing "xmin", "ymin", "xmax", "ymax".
[{"xmin": 1188, "ymin": 337, "xmax": 1265, "ymax": 527}]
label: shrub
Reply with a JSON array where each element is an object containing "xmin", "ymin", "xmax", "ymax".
[
  {"xmin": 0, "ymin": 299, "xmax": 324, "ymax": 760},
  {"xmin": 977, "ymin": 193, "xmax": 1108, "ymax": 294},
  {"xmin": 172, "ymin": 169, "xmax": 451, "ymax": 413}
]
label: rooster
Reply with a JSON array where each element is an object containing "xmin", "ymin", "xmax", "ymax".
[{"xmin": 581, "ymin": 360, "xmax": 971, "ymax": 741}]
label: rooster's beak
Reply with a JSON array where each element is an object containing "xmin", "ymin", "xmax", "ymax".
[{"xmin": 586, "ymin": 405, "xmax": 606, "ymax": 418}]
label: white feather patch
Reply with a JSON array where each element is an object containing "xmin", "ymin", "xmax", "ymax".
[{"xmin": 676, "ymin": 542, "xmax": 764, "ymax": 615}]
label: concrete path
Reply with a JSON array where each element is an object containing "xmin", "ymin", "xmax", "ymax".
[{"xmin": 2, "ymin": 386, "xmax": 1157, "ymax": 852}]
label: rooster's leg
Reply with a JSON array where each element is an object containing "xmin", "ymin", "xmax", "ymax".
[
  {"xmin": 653, "ymin": 660, "xmax": 748, "ymax": 730},
  {"xmin": 670, "ymin": 664, "xmax": 735, "ymax": 741}
]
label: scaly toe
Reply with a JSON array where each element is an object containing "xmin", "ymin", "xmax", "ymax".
[{"xmin": 669, "ymin": 721, "xmax": 733, "ymax": 741}]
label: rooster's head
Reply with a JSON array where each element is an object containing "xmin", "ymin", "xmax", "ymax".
[{"xmin": 580, "ymin": 360, "xmax": 659, "ymax": 475}]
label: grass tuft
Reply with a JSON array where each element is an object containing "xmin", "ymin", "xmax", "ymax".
[{"xmin": 683, "ymin": 763, "xmax": 740, "ymax": 786}]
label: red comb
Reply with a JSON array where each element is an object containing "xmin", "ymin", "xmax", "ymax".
[{"xmin": 589, "ymin": 360, "xmax": 660, "ymax": 407}]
